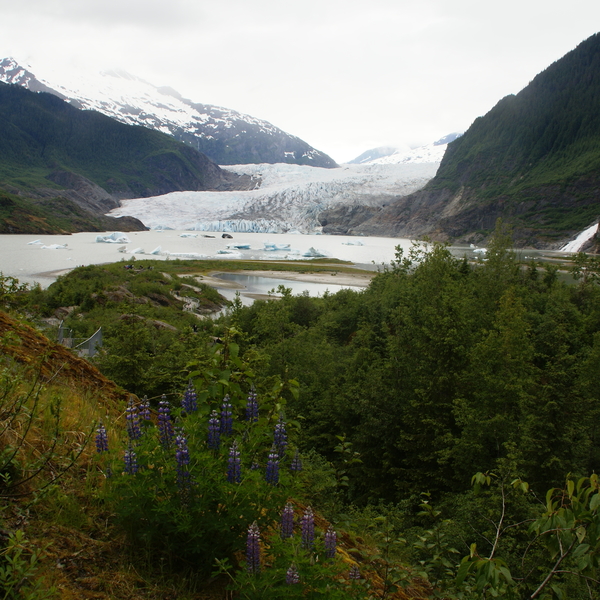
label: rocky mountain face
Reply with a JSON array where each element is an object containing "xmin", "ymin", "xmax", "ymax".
[
  {"xmin": 349, "ymin": 35, "xmax": 600, "ymax": 249},
  {"xmin": 0, "ymin": 58, "xmax": 337, "ymax": 168}
]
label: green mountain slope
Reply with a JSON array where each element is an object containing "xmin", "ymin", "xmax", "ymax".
[
  {"xmin": 0, "ymin": 83, "xmax": 252, "ymax": 233},
  {"xmin": 354, "ymin": 33, "xmax": 600, "ymax": 248}
]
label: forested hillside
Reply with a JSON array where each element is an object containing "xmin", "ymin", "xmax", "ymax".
[
  {"xmin": 355, "ymin": 33, "xmax": 600, "ymax": 248},
  {"xmin": 0, "ymin": 82, "xmax": 253, "ymax": 233}
]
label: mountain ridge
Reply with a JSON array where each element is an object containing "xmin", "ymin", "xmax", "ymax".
[
  {"xmin": 348, "ymin": 34, "xmax": 600, "ymax": 249},
  {"xmin": 0, "ymin": 57, "xmax": 338, "ymax": 168}
]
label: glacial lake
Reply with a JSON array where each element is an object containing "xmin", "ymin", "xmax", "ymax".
[{"xmin": 0, "ymin": 230, "xmax": 570, "ymax": 296}]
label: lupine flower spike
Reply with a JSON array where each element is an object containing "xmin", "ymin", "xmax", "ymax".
[
  {"xmin": 286, "ymin": 563, "xmax": 300, "ymax": 585},
  {"xmin": 273, "ymin": 414, "xmax": 288, "ymax": 458},
  {"xmin": 265, "ymin": 445, "xmax": 280, "ymax": 485},
  {"xmin": 281, "ymin": 502, "xmax": 294, "ymax": 539},
  {"xmin": 140, "ymin": 396, "xmax": 151, "ymax": 420},
  {"xmin": 245, "ymin": 387, "xmax": 259, "ymax": 422},
  {"xmin": 158, "ymin": 396, "xmax": 174, "ymax": 448},
  {"xmin": 324, "ymin": 525, "xmax": 337, "ymax": 559},
  {"xmin": 95, "ymin": 421, "xmax": 109, "ymax": 453},
  {"xmin": 349, "ymin": 564, "xmax": 361, "ymax": 580},
  {"xmin": 124, "ymin": 443, "xmax": 138, "ymax": 475},
  {"xmin": 301, "ymin": 506, "xmax": 315, "ymax": 550},
  {"xmin": 290, "ymin": 449, "xmax": 303, "ymax": 472},
  {"xmin": 182, "ymin": 380, "xmax": 198, "ymax": 414},
  {"xmin": 246, "ymin": 522, "xmax": 261, "ymax": 575},
  {"xmin": 175, "ymin": 430, "xmax": 192, "ymax": 496},
  {"xmin": 227, "ymin": 440, "xmax": 242, "ymax": 484},
  {"xmin": 220, "ymin": 395, "xmax": 233, "ymax": 436},
  {"xmin": 208, "ymin": 410, "xmax": 221, "ymax": 450},
  {"xmin": 126, "ymin": 397, "xmax": 142, "ymax": 441}
]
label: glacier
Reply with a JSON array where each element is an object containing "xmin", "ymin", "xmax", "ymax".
[{"xmin": 107, "ymin": 160, "xmax": 442, "ymax": 233}]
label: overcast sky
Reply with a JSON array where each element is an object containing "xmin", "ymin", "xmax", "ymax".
[{"xmin": 1, "ymin": 0, "xmax": 599, "ymax": 163}]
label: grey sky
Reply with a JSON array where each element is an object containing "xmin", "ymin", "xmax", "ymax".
[{"xmin": 1, "ymin": 0, "xmax": 599, "ymax": 163}]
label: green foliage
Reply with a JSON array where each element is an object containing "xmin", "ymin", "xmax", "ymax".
[
  {"xmin": 99, "ymin": 340, "xmax": 300, "ymax": 574},
  {"xmin": 0, "ymin": 529, "xmax": 56, "ymax": 600}
]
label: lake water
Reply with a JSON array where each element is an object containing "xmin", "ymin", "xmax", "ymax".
[
  {"xmin": 0, "ymin": 230, "xmax": 569, "ymax": 294},
  {"xmin": 0, "ymin": 231, "xmax": 415, "ymax": 289}
]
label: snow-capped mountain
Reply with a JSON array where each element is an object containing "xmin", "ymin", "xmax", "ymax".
[
  {"xmin": 355, "ymin": 133, "xmax": 463, "ymax": 166},
  {"xmin": 107, "ymin": 160, "xmax": 441, "ymax": 234},
  {"xmin": 346, "ymin": 145, "xmax": 411, "ymax": 165},
  {"xmin": 0, "ymin": 57, "xmax": 337, "ymax": 168}
]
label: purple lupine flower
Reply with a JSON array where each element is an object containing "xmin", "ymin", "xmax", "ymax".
[
  {"xmin": 175, "ymin": 430, "xmax": 192, "ymax": 494},
  {"xmin": 324, "ymin": 526, "xmax": 337, "ymax": 559},
  {"xmin": 140, "ymin": 396, "xmax": 151, "ymax": 421},
  {"xmin": 301, "ymin": 506, "xmax": 315, "ymax": 550},
  {"xmin": 181, "ymin": 381, "xmax": 198, "ymax": 414},
  {"xmin": 124, "ymin": 444, "xmax": 138, "ymax": 475},
  {"xmin": 158, "ymin": 396, "xmax": 174, "ymax": 448},
  {"xmin": 126, "ymin": 397, "xmax": 142, "ymax": 441},
  {"xmin": 265, "ymin": 445, "xmax": 280, "ymax": 485},
  {"xmin": 290, "ymin": 449, "xmax": 303, "ymax": 472},
  {"xmin": 95, "ymin": 422, "xmax": 109, "ymax": 453},
  {"xmin": 281, "ymin": 503, "xmax": 294, "ymax": 539},
  {"xmin": 207, "ymin": 410, "xmax": 221, "ymax": 450},
  {"xmin": 227, "ymin": 440, "xmax": 241, "ymax": 484},
  {"xmin": 250, "ymin": 461, "xmax": 260, "ymax": 470},
  {"xmin": 246, "ymin": 522, "xmax": 261, "ymax": 575},
  {"xmin": 348, "ymin": 564, "xmax": 361, "ymax": 580},
  {"xmin": 286, "ymin": 564, "xmax": 300, "ymax": 585},
  {"xmin": 245, "ymin": 388, "xmax": 259, "ymax": 422},
  {"xmin": 273, "ymin": 414, "xmax": 288, "ymax": 458},
  {"xmin": 220, "ymin": 395, "xmax": 233, "ymax": 436}
]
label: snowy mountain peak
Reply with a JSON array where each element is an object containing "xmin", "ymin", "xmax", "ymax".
[
  {"xmin": 0, "ymin": 57, "xmax": 337, "ymax": 168},
  {"xmin": 347, "ymin": 133, "xmax": 462, "ymax": 166}
]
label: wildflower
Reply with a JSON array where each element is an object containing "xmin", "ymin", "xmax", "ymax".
[
  {"xmin": 124, "ymin": 444, "xmax": 138, "ymax": 475},
  {"xmin": 246, "ymin": 522, "xmax": 261, "ymax": 575},
  {"xmin": 273, "ymin": 414, "xmax": 287, "ymax": 458},
  {"xmin": 95, "ymin": 421, "xmax": 109, "ymax": 453},
  {"xmin": 181, "ymin": 380, "xmax": 198, "ymax": 414},
  {"xmin": 158, "ymin": 396, "xmax": 174, "ymax": 448},
  {"xmin": 208, "ymin": 410, "xmax": 221, "ymax": 450},
  {"xmin": 250, "ymin": 460, "xmax": 260, "ymax": 470},
  {"xmin": 324, "ymin": 526, "xmax": 337, "ymax": 559},
  {"xmin": 175, "ymin": 430, "xmax": 192, "ymax": 494},
  {"xmin": 286, "ymin": 563, "xmax": 300, "ymax": 584},
  {"xmin": 348, "ymin": 564, "xmax": 361, "ymax": 580},
  {"xmin": 245, "ymin": 387, "xmax": 259, "ymax": 422},
  {"xmin": 265, "ymin": 445, "xmax": 280, "ymax": 485},
  {"xmin": 301, "ymin": 506, "xmax": 315, "ymax": 550},
  {"xmin": 126, "ymin": 397, "xmax": 142, "ymax": 441},
  {"xmin": 220, "ymin": 395, "xmax": 233, "ymax": 436},
  {"xmin": 290, "ymin": 449, "xmax": 303, "ymax": 472},
  {"xmin": 281, "ymin": 502, "xmax": 294, "ymax": 539},
  {"xmin": 227, "ymin": 440, "xmax": 241, "ymax": 484},
  {"xmin": 140, "ymin": 395, "xmax": 151, "ymax": 420}
]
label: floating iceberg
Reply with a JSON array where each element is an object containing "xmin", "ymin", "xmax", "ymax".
[
  {"xmin": 342, "ymin": 240, "xmax": 364, "ymax": 246},
  {"xmin": 27, "ymin": 239, "xmax": 43, "ymax": 245},
  {"xmin": 179, "ymin": 233, "xmax": 198, "ymax": 238},
  {"xmin": 227, "ymin": 244, "xmax": 251, "ymax": 250},
  {"xmin": 302, "ymin": 247, "xmax": 328, "ymax": 258},
  {"xmin": 96, "ymin": 232, "xmax": 131, "ymax": 244},
  {"xmin": 264, "ymin": 242, "xmax": 291, "ymax": 251},
  {"xmin": 149, "ymin": 246, "xmax": 162, "ymax": 255},
  {"xmin": 130, "ymin": 248, "xmax": 145, "ymax": 254},
  {"xmin": 41, "ymin": 244, "xmax": 69, "ymax": 250}
]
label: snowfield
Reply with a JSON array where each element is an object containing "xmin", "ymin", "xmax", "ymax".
[{"xmin": 107, "ymin": 160, "xmax": 442, "ymax": 232}]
